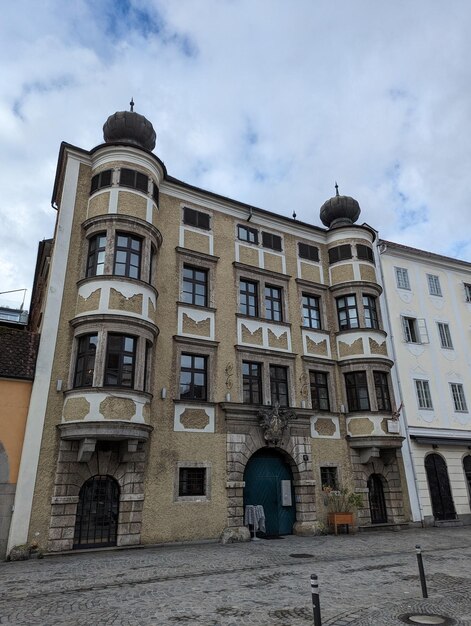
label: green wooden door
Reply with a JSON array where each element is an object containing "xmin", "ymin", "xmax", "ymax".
[{"xmin": 244, "ymin": 450, "xmax": 295, "ymax": 536}]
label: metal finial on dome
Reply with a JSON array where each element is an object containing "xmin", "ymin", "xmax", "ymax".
[
  {"xmin": 292, "ymin": 210, "xmax": 297, "ymax": 220},
  {"xmin": 320, "ymin": 186, "xmax": 361, "ymax": 229},
  {"xmin": 335, "ymin": 181, "xmax": 339, "ymax": 196},
  {"xmin": 130, "ymin": 98, "xmax": 135, "ymax": 112}
]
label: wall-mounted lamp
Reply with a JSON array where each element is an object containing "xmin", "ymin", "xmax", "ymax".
[
  {"xmin": 161, "ymin": 387, "xmax": 167, "ymax": 399},
  {"xmin": 56, "ymin": 380, "xmax": 63, "ymax": 392}
]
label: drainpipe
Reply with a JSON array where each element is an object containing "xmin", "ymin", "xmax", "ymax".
[{"xmin": 377, "ymin": 241, "xmax": 424, "ymax": 525}]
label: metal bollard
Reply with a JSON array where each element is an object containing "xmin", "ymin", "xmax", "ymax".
[
  {"xmin": 310, "ymin": 574, "xmax": 322, "ymax": 626},
  {"xmin": 415, "ymin": 544, "xmax": 428, "ymax": 598}
]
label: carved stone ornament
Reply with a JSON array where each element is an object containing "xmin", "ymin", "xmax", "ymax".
[{"xmin": 258, "ymin": 401, "xmax": 297, "ymax": 445}]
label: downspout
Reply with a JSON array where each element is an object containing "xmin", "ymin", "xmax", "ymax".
[{"xmin": 377, "ymin": 241, "xmax": 424, "ymax": 525}]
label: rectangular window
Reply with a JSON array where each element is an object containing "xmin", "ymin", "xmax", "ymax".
[
  {"xmin": 183, "ymin": 207, "xmax": 210, "ymax": 230},
  {"xmin": 328, "ymin": 244, "xmax": 352, "ymax": 264},
  {"xmin": 450, "ymin": 383, "xmax": 468, "ymax": 412},
  {"xmin": 302, "ymin": 294, "xmax": 321, "ymax": 329},
  {"xmin": 90, "ymin": 169, "xmax": 112, "ymax": 194},
  {"xmin": 320, "ymin": 466, "xmax": 338, "ymax": 490},
  {"xmin": 356, "ymin": 244, "xmax": 375, "ymax": 263},
  {"xmin": 240, "ymin": 280, "xmax": 258, "ymax": 317},
  {"xmin": 415, "ymin": 379, "xmax": 433, "ymax": 409},
  {"xmin": 363, "ymin": 295, "xmax": 379, "ymax": 329},
  {"xmin": 179, "ymin": 354, "xmax": 207, "ymax": 400},
  {"xmin": 104, "ymin": 334, "xmax": 136, "ymax": 388},
  {"xmin": 74, "ymin": 334, "xmax": 98, "ymax": 388},
  {"xmin": 143, "ymin": 340, "xmax": 152, "ymax": 393},
  {"xmin": 402, "ymin": 316, "xmax": 429, "ymax": 344},
  {"xmin": 298, "ymin": 243, "xmax": 319, "ymax": 262},
  {"xmin": 310, "ymin": 371, "xmax": 330, "ymax": 411},
  {"xmin": 465, "ymin": 283, "xmax": 471, "ymax": 302},
  {"xmin": 119, "ymin": 168, "xmax": 149, "ymax": 193},
  {"xmin": 270, "ymin": 365, "xmax": 289, "ymax": 407},
  {"xmin": 374, "ymin": 371, "xmax": 391, "ymax": 411},
  {"xmin": 86, "ymin": 233, "xmax": 106, "ymax": 277},
  {"xmin": 265, "ymin": 285, "xmax": 283, "ymax": 322},
  {"xmin": 262, "ymin": 231, "xmax": 282, "ymax": 252},
  {"xmin": 395, "ymin": 267, "xmax": 410, "ymax": 290},
  {"xmin": 237, "ymin": 224, "xmax": 258, "ymax": 244},
  {"xmin": 336, "ymin": 295, "xmax": 359, "ymax": 330},
  {"xmin": 152, "ymin": 182, "xmax": 159, "ymax": 206},
  {"xmin": 114, "ymin": 233, "xmax": 142, "ymax": 279},
  {"xmin": 437, "ymin": 322, "xmax": 453, "ymax": 349},
  {"xmin": 179, "ymin": 467, "xmax": 206, "ymax": 496},
  {"xmin": 182, "ymin": 265, "xmax": 208, "ymax": 307},
  {"xmin": 345, "ymin": 371, "xmax": 370, "ymax": 412},
  {"xmin": 427, "ymin": 274, "xmax": 442, "ymax": 296},
  {"xmin": 242, "ymin": 362, "xmax": 262, "ymax": 404}
]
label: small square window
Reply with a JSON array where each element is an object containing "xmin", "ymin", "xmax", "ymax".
[
  {"xmin": 427, "ymin": 274, "xmax": 442, "ymax": 297},
  {"xmin": 183, "ymin": 207, "xmax": 210, "ymax": 230},
  {"xmin": 356, "ymin": 244, "xmax": 375, "ymax": 264},
  {"xmin": 328, "ymin": 245, "xmax": 352, "ymax": 264},
  {"xmin": 395, "ymin": 267, "xmax": 410, "ymax": 290},
  {"xmin": 450, "ymin": 383, "xmax": 468, "ymax": 412},
  {"xmin": 179, "ymin": 467, "xmax": 206, "ymax": 496},
  {"xmin": 320, "ymin": 466, "xmax": 338, "ymax": 490},
  {"xmin": 298, "ymin": 243, "xmax": 319, "ymax": 262},
  {"xmin": 238, "ymin": 225, "xmax": 258, "ymax": 244},
  {"xmin": 262, "ymin": 231, "xmax": 282, "ymax": 252},
  {"xmin": 415, "ymin": 379, "xmax": 433, "ymax": 410},
  {"xmin": 437, "ymin": 322, "xmax": 453, "ymax": 349}
]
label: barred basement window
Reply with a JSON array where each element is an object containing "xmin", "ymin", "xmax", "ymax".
[
  {"xmin": 179, "ymin": 467, "xmax": 206, "ymax": 496},
  {"xmin": 90, "ymin": 169, "xmax": 112, "ymax": 194},
  {"xmin": 262, "ymin": 231, "xmax": 282, "ymax": 251},
  {"xmin": 356, "ymin": 244, "xmax": 375, "ymax": 263},
  {"xmin": 298, "ymin": 243, "xmax": 319, "ymax": 262},
  {"xmin": 183, "ymin": 207, "xmax": 210, "ymax": 230},
  {"xmin": 328, "ymin": 244, "xmax": 352, "ymax": 264},
  {"xmin": 320, "ymin": 466, "xmax": 338, "ymax": 490},
  {"xmin": 238, "ymin": 224, "xmax": 258, "ymax": 244},
  {"xmin": 450, "ymin": 383, "xmax": 468, "ymax": 412},
  {"xmin": 119, "ymin": 168, "xmax": 149, "ymax": 193}
]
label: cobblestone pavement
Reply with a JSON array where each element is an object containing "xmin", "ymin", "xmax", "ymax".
[{"xmin": 1, "ymin": 527, "xmax": 470, "ymax": 625}]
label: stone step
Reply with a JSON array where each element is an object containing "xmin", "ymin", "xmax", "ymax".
[
  {"xmin": 358, "ymin": 522, "xmax": 410, "ymax": 532},
  {"xmin": 433, "ymin": 519, "xmax": 463, "ymax": 528}
]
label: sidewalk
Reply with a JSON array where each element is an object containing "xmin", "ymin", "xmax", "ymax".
[{"xmin": 0, "ymin": 527, "xmax": 470, "ymax": 625}]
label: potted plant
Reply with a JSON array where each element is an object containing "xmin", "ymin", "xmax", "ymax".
[{"xmin": 323, "ymin": 485, "xmax": 364, "ymax": 535}]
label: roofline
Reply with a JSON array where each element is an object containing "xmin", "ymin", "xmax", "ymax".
[{"xmin": 379, "ymin": 239, "xmax": 471, "ymax": 271}]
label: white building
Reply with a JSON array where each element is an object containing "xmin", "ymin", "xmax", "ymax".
[{"xmin": 378, "ymin": 240, "xmax": 471, "ymax": 526}]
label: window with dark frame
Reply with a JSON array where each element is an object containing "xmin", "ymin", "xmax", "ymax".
[
  {"xmin": 363, "ymin": 295, "xmax": 379, "ymax": 329},
  {"xmin": 402, "ymin": 316, "xmax": 429, "ymax": 343},
  {"xmin": 152, "ymin": 182, "xmax": 159, "ymax": 206},
  {"xmin": 345, "ymin": 371, "xmax": 370, "ymax": 412},
  {"xmin": 179, "ymin": 354, "xmax": 207, "ymax": 400},
  {"xmin": 178, "ymin": 467, "xmax": 206, "ymax": 496},
  {"xmin": 149, "ymin": 245, "xmax": 156, "ymax": 285},
  {"xmin": 261, "ymin": 231, "xmax": 282, "ymax": 251},
  {"xmin": 265, "ymin": 285, "xmax": 283, "ymax": 322},
  {"xmin": 86, "ymin": 233, "xmax": 106, "ymax": 277},
  {"xmin": 270, "ymin": 365, "xmax": 289, "ymax": 407},
  {"xmin": 182, "ymin": 265, "xmax": 208, "ymax": 307},
  {"xmin": 374, "ymin": 371, "xmax": 391, "ymax": 411},
  {"xmin": 328, "ymin": 244, "xmax": 352, "ymax": 264},
  {"xmin": 336, "ymin": 295, "xmax": 359, "ymax": 330},
  {"xmin": 74, "ymin": 334, "xmax": 98, "ymax": 388},
  {"xmin": 114, "ymin": 233, "xmax": 142, "ymax": 279},
  {"xmin": 309, "ymin": 371, "xmax": 330, "ymax": 411},
  {"xmin": 183, "ymin": 207, "xmax": 210, "ymax": 230},
  {"xmin": 298, "ymin": 243, "xmax": 319, "ymax": 262},
  {"xmin": 143, "ymin": 340, "xmax": 152, "ymax": 393},
  {"xmin": 356, "ymin": 244, "xmax": 375, "ymax": 263},
  {"xmin": 90, "ymin": 169, "xmax": 112, "ymax": 194},
  {"xmin": 240, "ymin": 280, "xmax": 258, "ymax": 317},
  {"xmin": 237, "ymin": 224, "xmax": 258, "ymax": 244},
  {"xmin": 320, "ymin": 466, "xmax": 338, "ymax": 490},
  {"xmin": 302, "ymin": 294, "xmax": 321, "ymax": 329},
  {"xmin": 104, "ymin": 334, "xmax": 136, "ymax": 388},
  {"xmin": 119, "ymin": 168, "xmax": 149, "ymax": 193},
  {"xmin": 242, "ymin": 362, "xmax": 262, "ymax": 404},
  {"xmin": 465, "ymin": 283, "xmax": 471, "ymax": 303}
]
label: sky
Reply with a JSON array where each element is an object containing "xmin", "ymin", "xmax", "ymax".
[{"xmin": 1, "ymin": 0, "xmax": 471, "ymax": 309}]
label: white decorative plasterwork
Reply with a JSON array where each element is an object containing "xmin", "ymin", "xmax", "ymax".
[
  {"xmin": 346, "ymin": 414, "xmax": 391, "ymax": 437},
  {"xmin": 179, "ymin": 224, "xmax": 214, "ymax": 255},
  {"xmin": 310, "ymin": 415, "xmax": 340, "ymax": 439},
  {"xmin": 237, "ymin": 318, "xmax": 292, "ymax": 352},
  {"xmin": 302, "ymin": 329, "xmax": 331, "ymax": 359},
  {"xmin": 177, "ymin": 305, "xmax": 215, "ymax": 340},
  {"xmin": 336, "ymin": 330, "xmax": 388, "ymax": 360},
  {"xmin": 77, "ymin": 279, "xmax": 156, "ymax": 323},
  {"xmin": 174, "ymin": 404, "xmax": 215, "ymax": 433},
  {"xmin": 62, "ymin": 389, "xmax": 149, "ymax": 423}
]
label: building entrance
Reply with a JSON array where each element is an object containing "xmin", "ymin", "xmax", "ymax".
[
  {"xmin": 425, "ymin": 453, "xmax": 456, "ymax": 521},
  {"xmin": 367, "ymin": 473, "xmax": 388, "ymax": 524},
  {"xmin": 243, "ymin": 449, "xmax": 295, "ymax": 537},
  {"xmin": 73, "ymin": 475, "xmax": 119, "ymax": 549}
]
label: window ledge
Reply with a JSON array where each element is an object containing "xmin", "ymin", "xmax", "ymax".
[
  {"xmin": 176, "ymin": 246, "xmax": 219, "ymax": 263},
  {"xmin": 236, "ymin": 313, "xmax": 291, "ymax": 327},
  {"xmin": 233, "ymin": 261, "xmax": 291, "ymax": 280},
  {"xmin": 177, "ymin": 301, "xmax": 216, "ymax": 313}
]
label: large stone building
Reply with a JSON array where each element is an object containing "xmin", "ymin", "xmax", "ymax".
[
  {"xmin": 378, "ymin": 240, "xmax": 471, "ymax": 526},
  {"xmin": 8, "ymin": 106, "xmax": 411, "ymax": 554}
]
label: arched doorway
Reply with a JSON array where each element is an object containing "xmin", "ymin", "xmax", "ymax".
[
  {"xmin": 367, "ymin": 473, "xmax": 388, "ymax": 524},
  {"xmin": 73, "ymin": 475, "xmax": 120, "ymax": 549},
  {"xmin": 425, "ymin": 453, "xmax": 456, "ymax": 521},
  {"xmin": 244, "ymin": 449, "xmax": 296, "ymax": 537}
]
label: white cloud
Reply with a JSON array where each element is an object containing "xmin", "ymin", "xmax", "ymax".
[{"xmin": 1, "ymin": 0, "xmax": 471, "ymax": 307}]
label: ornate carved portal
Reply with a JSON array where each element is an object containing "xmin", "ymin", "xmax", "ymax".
[{"xmin": 258, "ymin": 402, "xmax": 297, "ymax": 446}]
